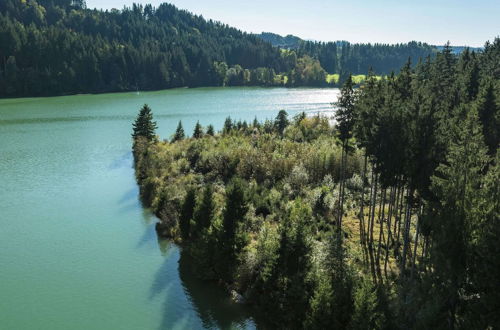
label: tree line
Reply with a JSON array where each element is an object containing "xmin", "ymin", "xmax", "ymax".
[{"xmin": 2, "ymin": 0, "xmax": 438, "ymax": 97}]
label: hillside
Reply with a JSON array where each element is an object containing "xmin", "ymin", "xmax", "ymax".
[{"xmin": 0, "ymin": 0, "xmax": 482, "ymax": 97}]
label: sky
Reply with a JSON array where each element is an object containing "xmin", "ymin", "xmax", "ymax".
[{"xmin": 85, "ymin": 0, "xmax": 500, "ymax": 47}]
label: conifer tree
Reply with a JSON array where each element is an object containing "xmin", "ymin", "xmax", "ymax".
[
  {"xmin": 335, "ymin": 74, "xmax": 357, "ymax": 232},
  {"xmin": 275, "ymin": 110, "xmax": 289, "ymax": 136},
  {"xmin": 132, "ymin": 104, "xmax": 157, "ymax": 141},
  {"xmin": 206, "ymin": 124, "xmax": 215, "ymax": 136},
  {"xmin": 172, "ymin": 120, "xmax": 185, "ymax": 142},
  {"xmin": 193, "ymin": 121, "xmax": 203, "ymax": 139},
  {"xmin": 179, "ymin": 188, "xmax": 196, "ymax": 240},
  {"xmin": 217, "ymin": 179, "xmax": 247, "ymax": 279},
  {"xmin": 223, "ymin": 116, "xmax": 233, "ymax": 135},
  {"xmin": 475, "ymin": 81, "xmax": 499, "ymax": 155},
  {"xmin": 192, "ymin": 185, "xmax": 215, "ymax": 237},
  {"xmin": 428, "ymin": 106, "xmax": 490, "ymax": 328}
]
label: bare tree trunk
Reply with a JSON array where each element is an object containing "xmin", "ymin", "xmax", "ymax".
[
  {"xmin": 395, "ymin": 184, "xmax": 405, "ymax": 260},
  {"xmin": 384, "ymin": 185, "xmax": 395, "ymax": 278},
  {"xmin": 339, "ymin": 141, "xmax": 348, "ymax": 230},
  {"xmin": 359, "ymin": 152, "xmax": 369, "ymax": 266},
  {"xmin": 368, "ymin": 170, "xmax": 378, "ymax": 282},
  {"xmin": 401, "ymin": 188, "xmax": 413, "ymax": 274},
  {"xmin": 411, "ymin": 203, "xmax": 423, "ymax": 279},
  {"xmin": 376, "ymin": 188, "xmax": 386, "ymax": 280},
  {"xmin": 359, "ymin": 153, "xmax": 368, "ymax": 246}
]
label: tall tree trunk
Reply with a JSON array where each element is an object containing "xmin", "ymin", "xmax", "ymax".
[
  {"xmin": 359, "ymin": 152, "xmax": 368, "ymax": 263},
  {"xmin": 339, "ymin": 141, "xmax": 348, "ymax": 230},
  {"xmin": 401, "ymin": 188, "xmax": 414, "ymax": 274},
  {"xmin": 368, "ymin": 170, "xmax": 378, "ymax": 282},
  {"xmin": 384, "ymin": 185, "xmax": 396, "ymax": 278},
  {"xmin": 411, "ymin": 203, "xmax": 423, "ymax": 279},
  {"xmin": 376, "ymin": 188, "xmax": 386, "ymax": 280},
  {"xmin": 395, "ymin": 184, "xmax": 405, "ymax": 260}
]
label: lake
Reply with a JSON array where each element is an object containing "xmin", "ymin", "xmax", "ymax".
[{"xmin": 0, "ymin": 87, "xmax": 339, "ymax": 330}]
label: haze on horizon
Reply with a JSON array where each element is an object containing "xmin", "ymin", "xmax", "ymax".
[{"xmin": 85, "ymin": 0, "xmax": 499, "ymax": 47}]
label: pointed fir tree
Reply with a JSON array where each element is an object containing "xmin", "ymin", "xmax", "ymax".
[
  {"xmin": 275, "ymin": 110, "xmax": 289, "ymax": 136},
  {"xmin": 171, "ymin": 120, "xmax": 185, "ymax": 142},
  {"xmin": 192, "ymin": 185, "xmax": 215, "ymax": 237},
  {"xmin": 179, "ymin": 188, "xmax": 196, "ymax": 240},
  {"xmin": 132, "ymin": 104, "xmax": 157, "ymax": 141},
  {"xmin": 193, "ymin": 121, "xmax": 203, "ymax": 139},
  {"xmin": 428, "ymin": 106, "xmax": 490, "ymax": 328},
  {"xmin": 206, "ymin": 124, "xmax": 215, "ymax": 136},
  {"xmin": 475, "ymin": 81, "xmax": 499, "ymax": 155},
  {"xmin": 223, "ymin": 116, "xmax": 233, "ymax": 135},
  {"xmin": 216, "ymin": 179, "xmax": 248, "ymax": 280}
]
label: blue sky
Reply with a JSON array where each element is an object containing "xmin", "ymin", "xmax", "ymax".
[{"xmin": 85, "ymin": 0, "xmax": 499, "ymax": 47}]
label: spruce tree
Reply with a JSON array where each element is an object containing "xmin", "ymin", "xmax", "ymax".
[
  {"xmin": 335, "ymin": 74, "xmax": 357, "ymax": 231},
  {"xmin": 192, "ymin": 185, "xmax": 215, "ymax": 237},
  {"xmin": 475, "ymin": 81, "xmax": 499, "ymax": 155},
  {"xmin": 428, "ymin": 107, "xmax": 490, "ymax": 328},
  {"xmin": 217, "ymin": 179, "xmax": 248, "ymax": 280},
  {"xmin": 172, "ymin": 120, "xmax": 185, "ymax": 142},
  {"xmin": 223, "ymin": 116, "xmax": 233, "ymax": 135},
  {"xmin": 193, "ymin": 121, "xmax": 203, "ymax": 139},
  {"xmin": 132, "ymin": 104, "xmax": 157, "ymax": 141},
  {"xmin": 206, "ymin": 124, "xmax": 215, "ymax": 136},
  {"xmin": 275, "ymin": 110, "xmax": 289, "ymax": 136},
  {"xmin": 179, "ymin": 188, "xmax": 196, "ymax": 240}
]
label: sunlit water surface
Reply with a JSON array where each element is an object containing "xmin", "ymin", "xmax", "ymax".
[{"xmin": 0, "ymin": 87, "xmax": 339, "ymax": 330}]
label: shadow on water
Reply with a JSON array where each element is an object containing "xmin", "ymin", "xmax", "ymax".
[
  {"xmin": 176, "ymin": 249, "xmax": 256, "ymax": 330},
  {"xmin": 148, "ymin": 236, "xmax": 257, "ymax": 330},
  {"xmin": 110, "ymin": 151, "xmax": 133, "ymax": 170}
]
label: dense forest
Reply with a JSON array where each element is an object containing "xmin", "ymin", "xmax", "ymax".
[
  {"xmin": 132, "ymin": 40, "xmax": 499, "ymax": 329},
  {"xmin": 259, "ymin": 32, "xmax": 438, "ymax": 75},
  {"xmin": 2, "ymin": 0, "xmax": 437, "ymax": 97}
]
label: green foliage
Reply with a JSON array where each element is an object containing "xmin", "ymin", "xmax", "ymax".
[
  {"xmin": 216, "ymin": 179, "xmax": 248, "ymax": 281},
  {"xmin": 131, "ymin": 37, "xmax": 500, "ymax": 327},
  {"xmin": 274, "ymin": 109, "xmax": 289, "ymax": 136},
  {"xmin": 350, "ymin": 278, "xmax": 386, "ymax": 330},
  {"xmin": 132, "ymin": 104, "xmax": 157, "ymax": 141},
  {"xmin": 171, "ymin": 121, "xmax": 185, "ymax": 142},
  {"xmin": 336, "ymin": 74, "xmax": 357, "ymax": 142},
  {"xmin": 179, "ymin": 188, "xmax": 196, "ymax": 240},
  {"xmin": 206, "ymin": 124, "xmax": 215, "ymax": 136},
  {"xmin": 192, "ymin": 121, "xmax": 203, "ymax": 139}
]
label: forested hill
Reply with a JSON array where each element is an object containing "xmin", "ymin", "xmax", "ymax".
[
  {"xmin": 258, "ymin": 32, "xmax": 439, "ymax": 74},
  {"xmin": 0, "ymin": 0, "xmax": 293, "ymax": 97},
  {"xmin": 0, "ymin": 0, "xmax": 468, "ymax": 97}
]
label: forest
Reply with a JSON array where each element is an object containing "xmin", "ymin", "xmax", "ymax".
[
  {"xmin": 1, "ymin": 0, "xmax": 436, "ymax": 97},
  {"xmin": 132, "ymin": 40, "xmax": 499, "ymax": 329}
]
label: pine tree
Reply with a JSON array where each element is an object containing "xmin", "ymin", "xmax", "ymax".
[
  {"xmin": 216, "ymin": 179, "xmax": 247, "ymax": 280},
  {"xmin": 275, "ymin": 110, "xmax": 289, "ymax": 136},
  {"xmin": 428, "ymin": 106, "xmax": 490, "ymax": 328},
  {"xmin": 475, "ymin": 81, "xmax": 499, "ymax": 155},
  {"xmin": 172, "ymin": 120, "xmax": 185, "ymax": 142},
  {"xmin": 335, "ymin": 74, "xmax": 357, "ymax": 232},
  {"xmin": 193, "ymin": 121, "xmax": 203, "ymax": 139},
  {"xmin": 192, "ymin": 185, "xmax": 215, "ymax": 237},
  {"xmin": 132, "ymin": 104, "xmax": 157, "ymax": 141},
  {"xmin": 179, "ymin": 188, "xmax": 196, "ymax": 240},
  {"xmin": 223, "ymin": 116, "xmax": 233, "ymax": 135},
  {"xmin": 206, "ymin": 124, "xmax": 215, "ymax": 136}
]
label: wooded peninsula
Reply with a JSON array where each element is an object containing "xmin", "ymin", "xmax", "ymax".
[{"xmin": 132, "ymin": 41, "xmax": 499, "ymax": 329}]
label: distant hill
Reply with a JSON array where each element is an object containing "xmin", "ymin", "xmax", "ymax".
[
  {"xmin": 436, "ymin": 45, "xmax": 483, "ymax": 54},
  {"xmin": 258, "ymin": 32, "xmax": 302, "ymax": 49},
  {"xmin": 0, "ymin": 0, "xmax": 479, "ymax": 97}
]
